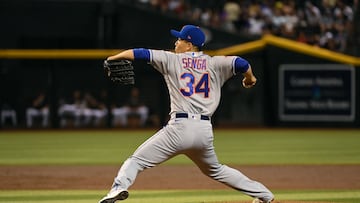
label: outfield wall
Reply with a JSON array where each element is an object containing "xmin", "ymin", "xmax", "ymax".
[
  {"xmin": 1, "ymin": 37, "xmax": 359, "ymax": 128},
  {"xmin": 0, "ymin": 1, "xmax": 359, "ymax": 128}
]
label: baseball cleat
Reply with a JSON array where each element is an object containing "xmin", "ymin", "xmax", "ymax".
[
  {"xmin": 252, "ymin": 198, "xmax": 274, "ymax": 203},
  {"xmin": 99, "ymin": 184, "xmax": 129, "ymax": 203},
  {"xmin": 252, "ymin": 198, "xmax": 263, "ymax": 203}
]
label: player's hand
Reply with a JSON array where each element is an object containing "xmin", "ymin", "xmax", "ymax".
[{"xmin": 242, "ymin": 76, "xmax": 257, "ymax": 88}]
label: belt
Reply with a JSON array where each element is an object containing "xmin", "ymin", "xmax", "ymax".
[{"xmin": 175, "ymin": 113, "xmax": 210, "ymax": 120}]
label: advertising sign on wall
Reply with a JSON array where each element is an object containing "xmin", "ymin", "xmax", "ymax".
[{"xmin": 279, "ymin": 64, "xmax": 355, "ymax": 122}]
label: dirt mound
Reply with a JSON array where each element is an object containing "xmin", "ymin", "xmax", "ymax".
[
  {"xmin": 1, "ymin": 164, "xmax": 359, "ymax": 203},
  {"xmin": 1, "ymin": 165, "xmax": 360, "ymax": 190}
]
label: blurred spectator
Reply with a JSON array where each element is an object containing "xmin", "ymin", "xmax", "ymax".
[
  {"xmin": 282, "ymin": 1, "xmax": 299, "ymax": 39},
  {"xmin": 248, "ymin": 11, "xmax": 265, "ymax": 36},
  {"xmin": 137, "ymin": 0, "xmax": 150, "ymax": 4},
  {"xmin": 271, "ymin": 3, "xmax": 287, "ymax": 35},
  {"xmin": 58, "ymin": 89, "xmax": 86, "ymax": 128},
  {"xmin": 26, "ymin": 91, "xmax": 49, "ymax": 128},
  {"xmin": 168, "ymin": 0, "xmax": 185, "ymax": 16},
  {"xmin": 223, "ymin": 0, "xmax": 241, "ymax": 32},
  {"xmin": 82, "ymin": 90, "xmax": 108, "ymax": 128},
  {"xmin": 112, "ymin": 87, "xmax": 149, "ymax": 128},
  {"xmin": 304, "ymin": 1, "xmax": 322, "ymax": 33},
  {"xmin": 1, "ymin": 103, "xmax": 17, "ymax": 127}
]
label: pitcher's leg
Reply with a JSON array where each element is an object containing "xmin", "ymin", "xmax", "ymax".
[
  {"xmin": 112, "ymin": 126, "xmax": 179, "ymax": 190},
  {"xmin": 215, "ymin": 164, "xmax": 273, "ymax": 202},
  {"xmin": 113, "ymin": 156, "xmax": 145, "ymax": 190},
  {"xmin": 188, "ymin": 148, "xmax": 274, "ymax": 203},
  {"xmin": 99, "ymin": 127, "xmax": 176, "ymax": 203}
]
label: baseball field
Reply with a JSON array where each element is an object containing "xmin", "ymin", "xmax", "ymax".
[{"xmin": 1, "ymin": 129, "xmax": 360, "ymax": 203}]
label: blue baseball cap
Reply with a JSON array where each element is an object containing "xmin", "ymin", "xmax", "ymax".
[{"xmin": 170, "ymin": 25, "xmax": 205, "ymax": 47}]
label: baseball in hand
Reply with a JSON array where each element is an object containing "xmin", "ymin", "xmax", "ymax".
[{"xmin": 242, "ymin": 76, "xmax": 257, "ymax": 88}]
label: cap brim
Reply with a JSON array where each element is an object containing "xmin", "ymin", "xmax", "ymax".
[{"xmin": 170, "ymin": 29, "xmax": 182, "ymax": 39}]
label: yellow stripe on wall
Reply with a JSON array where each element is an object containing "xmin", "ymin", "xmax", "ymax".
[
  {"xmin": 0, "ymin": 35, "xmax": 359, "ymax": 65},
  {"xmin": 0, "ymin": 49, "xmax": 122, "ymax": 59},
  {"xmin": 263, "ymin": 35, "xmax": 360, "ymax": 65}
]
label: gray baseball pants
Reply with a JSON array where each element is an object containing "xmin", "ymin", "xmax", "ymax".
[{"xmin": 112, "ymin": 115, "xmax": 274, "ymax": 202}]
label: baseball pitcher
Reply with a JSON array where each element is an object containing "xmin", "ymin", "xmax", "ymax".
[{"xmin": 99, "ymin": 25, "xmax": 274, "ymax": 203}]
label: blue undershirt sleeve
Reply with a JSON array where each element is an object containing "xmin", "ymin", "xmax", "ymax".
[
  {"xmin": 133, "ymin": 48, "xmax": 151, "ymax": 62},
  {"xmin": 234, "ymin": 57, "xmax": 249, "ymax": 74}
]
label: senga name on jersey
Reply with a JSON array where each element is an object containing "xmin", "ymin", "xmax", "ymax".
[{"xmin": 182, "ymin": 58, "xmax": 207, "ymax": 70}]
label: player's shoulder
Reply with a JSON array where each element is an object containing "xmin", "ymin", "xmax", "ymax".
[
  {"xmin": 150, "ymin": 49, "xmax": 178, "ymax": 60},
  {"xmin": 212, "ymin": 55, "xmax": 237, "ymax": 59},
  {"xmin": 211, "ymin": 55, "xmax": 237, "ymax": 62},
  {"xmin": 150, "ymin": 49, "xmax": 174, "ymax": 55}
]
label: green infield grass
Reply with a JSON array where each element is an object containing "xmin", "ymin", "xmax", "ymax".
[
  {"xmin": 0, "ymin": 129, "xmax": 359, "ymax": 165},
  {"xmin": 1, "ymin": 129, "xmax": 360, "ymax": 202},
  {"xmin": 1, "ymin": 190, "xmax": 360, "ymax": 202}
]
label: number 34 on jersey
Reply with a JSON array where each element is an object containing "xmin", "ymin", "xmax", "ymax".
[{"xmin": 180, "ymin": 72, "xmax": 209, "ymax": 98}]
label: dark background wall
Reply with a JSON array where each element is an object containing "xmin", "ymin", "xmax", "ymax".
[{"xmin": 0, "ymin": 0, "xmax": 358, "ymax": 128}]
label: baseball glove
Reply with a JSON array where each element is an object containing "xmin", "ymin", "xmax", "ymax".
[{"xmin": 103, "ymin": 59, "xmax": 135, "ymax": 85}]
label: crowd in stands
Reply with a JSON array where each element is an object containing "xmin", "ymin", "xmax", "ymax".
[
  {"xmin": 134, "ymin": 0, "xmax": 357, "ymax": 53},
  {"xmin": 57, "ymin": 87, "xmax": 158, "ymax": 129},
  {"xmin": 1, "ymin": 87, "xmax": 159, "ymax": 129},
  {"xmin": 58, "ymin": 89, "xmax": 108, "ymax": 128}
]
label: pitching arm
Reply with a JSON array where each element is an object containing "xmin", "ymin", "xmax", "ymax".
[{"xmin": 107, "ymin": 49, "xmax": 135, "ymax": 61}]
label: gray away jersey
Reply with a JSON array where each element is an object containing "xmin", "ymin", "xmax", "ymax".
[{"xmin": 149, "ymin": 50, "xmax": 238, "ymax": 117}]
